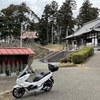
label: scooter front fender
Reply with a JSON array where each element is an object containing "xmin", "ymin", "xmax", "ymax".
[{"xmin": 13, "ymin": 84, "xmax": 22, "ymax": 89}]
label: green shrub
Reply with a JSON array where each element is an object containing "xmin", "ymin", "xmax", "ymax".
[
  {"xmin": 59, "ymin": 46, "xmax": 94, "ymax": 64},
  {"xmin": 72, "ymin": 46, "xmax": 94, "ymax": 64},
  {"xmin": 59, "ymin": 53, "xmax": 74, "ymax": 63},
  {"xmin": 72, "ymin": 53, "xmax": 84, "ymax": 64},
  {"xmin": 67, "ymin": 53, "xmax": 74, "ymax": 63},
  {"xmin": 59, "ymin": 57, "xmax": 68, "ymax": 63}
]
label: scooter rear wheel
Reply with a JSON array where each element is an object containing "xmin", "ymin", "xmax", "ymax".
[
  {"xmin": 12, "ymin": 87, "xmax": 25, "ymax": 98},
  {"xmin": 44, "ymin": 80, "xmax": 53, "ymax": 92}
]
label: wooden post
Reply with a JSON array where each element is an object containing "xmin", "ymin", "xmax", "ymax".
[
  {"xmin": 11, "ymin": 60, "xmax": 16, "ymax": 76},
  {"xmin": 2, "ymin": 61, "xmax": 6, "ymax": 74},
  {"xmin": 20, "ymin": 60, "xmax": 23, "ymax": 72},
  {"xmin": 97, "ymin": 32, "xmax": 98, "ymax": 46},
  {"xmin": 0, "ymin": 63, "xmax": 1, "ymax": 74},
  {"xmin": 16, "ymin": 60, "xmax": 19, "ymax": 75},
  {"xmin": 12, "ymin": 60, "xmax": 15, "ymax": 72},
  {"xmin": 1, "ymin": 61, "xmax": 6, "ymax": 77},
  {"xmin": 6, "ymin": 60, "xmax": 11, "ymax": 76},
  {"xmin": 94, "ymin": 32, "xmax": 95, "ymax": 46}
]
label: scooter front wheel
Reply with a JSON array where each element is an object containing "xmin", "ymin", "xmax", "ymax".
[
  {"xmin": 44, "ymin": 80, "xmax": 53, "ymax": 92},
  {"xmin": 12, "ymin": 87, "xmax": 25, "ymax": 98}
]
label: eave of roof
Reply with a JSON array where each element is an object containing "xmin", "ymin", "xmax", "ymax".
[
  {"xmin": 0, "ymin": 47, "xmax": 35, "ymax": 55},
  {"xmin": 63, "ymin": 34, "xmax": 74, "ymax": 40},
  {"xmin": 64, "ymin": 18, "xmax": 100, "ymax": 39},
  {"xmin": 93, "ymin": 28, "xmax": 100, "ymax": 32}
]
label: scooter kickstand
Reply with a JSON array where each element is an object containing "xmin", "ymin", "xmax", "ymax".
[{"xmin": 34, "ymin": 91, "xmax": 37, "ymax": 97}]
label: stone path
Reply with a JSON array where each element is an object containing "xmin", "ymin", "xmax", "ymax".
[{"xmin": 84, "ymin": 51, "xmax": 100, "ymax": 68}]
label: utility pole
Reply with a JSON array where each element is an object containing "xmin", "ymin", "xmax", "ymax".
[{"xmin": 20, "ymin": 23, "xmax": 23, "ymax": 47}]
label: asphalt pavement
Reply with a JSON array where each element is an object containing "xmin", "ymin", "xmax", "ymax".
[{"xmin": 1, "ymin": 59, "xmax": 100, "ymax": 100}]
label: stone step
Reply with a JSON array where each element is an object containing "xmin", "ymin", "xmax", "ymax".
[{"xmin": 39, "ymin": 51, "xmax": 59, "ymax": 62}]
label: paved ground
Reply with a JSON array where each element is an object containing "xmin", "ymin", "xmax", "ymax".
[
  {"xmin": 1, "ymin": 51, "xmax": 100, "ymax": 100},
  {"xmin": 84, "ymin": 51, "xmax": 100, "ymax": 68}
]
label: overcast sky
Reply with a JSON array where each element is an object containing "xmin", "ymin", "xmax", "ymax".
[{"xmin": 0, "ymin": 0, "xmax": 99, "ymax": 18}]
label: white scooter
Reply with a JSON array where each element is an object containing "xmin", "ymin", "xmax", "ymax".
[{"xmin": 12, "ymin": 64, "xmax": 59, "ymax": 98}]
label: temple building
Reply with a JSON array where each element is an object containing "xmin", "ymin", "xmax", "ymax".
[{"xmin": 64, "ymin": 18, "xmax": 100, "ymax": 50}]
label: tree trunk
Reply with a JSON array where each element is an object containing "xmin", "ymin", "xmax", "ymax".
[
  {"xmin": 46, "ymin": 23, "xmax": 49, "ymax": 43},
  {"xmin": 66, "ymin": 26, "xmax": 68, "ymax": 47}
]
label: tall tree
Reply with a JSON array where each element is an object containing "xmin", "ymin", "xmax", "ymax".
[
  {"xmin": 39, "ymin": 1, "xmax": 58, "ymax": 44},
  {"xmin": 0, "ymin": 2, "xmax": 40, "ymax": 39},
  {"xmin": 76, "ymin": 0, "xmax": 99, "ymax": 28},
  {"xmin": 49, "ymin": 1, "xmax": 58, "ymax": 43},
  {"xmin": 39, "ymin": 4, "xmax": 51, "ymax": 44},
  {"xmin": 59, "ymin": 0, "xmax": 77, "ymax": 40}
]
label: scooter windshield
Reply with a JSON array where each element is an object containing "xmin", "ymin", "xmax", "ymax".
[{"xmin": 18, "ymin": 65, "xmax": 30, "ymax": 78}]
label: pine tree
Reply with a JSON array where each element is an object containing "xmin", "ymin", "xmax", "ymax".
[
  {"xmin": 59, "ymin": 0, "xmax": 77, "ymax": 39},
  {"xmin": 76, "ymin": 0, "xmax": 99, "ymax": 28},
  {"xmin": 40, "ymin": 1, "xmax": 58, "ymax": 44}
]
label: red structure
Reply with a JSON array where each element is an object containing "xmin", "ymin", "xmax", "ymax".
[{"xmin": 0, "ymin": 47, "xmax": 35, "ymax": 76}]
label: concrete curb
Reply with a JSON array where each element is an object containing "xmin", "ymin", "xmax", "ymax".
[
  {"xmin": 0, "ymin": 89, "xmax": 12, "ymax": 95},
  {"xmin": 58, "ymin": 63, "xmax": 76, "ymax": 67}
]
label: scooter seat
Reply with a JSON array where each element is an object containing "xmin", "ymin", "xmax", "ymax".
[
  {"xmin": 33, "ymin": 72, "xmax": 50, "ymax": 82},
  {"xmin": 33, "ymin": 75, "xmax": 43, "ymax": 82},
  {"xmin": 40, "ymin": 72, "xmax": 50, "ymax": 77}
]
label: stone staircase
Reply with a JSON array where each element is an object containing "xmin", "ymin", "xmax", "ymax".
[
  {"xmin": 39, "ymin": 51, "xmax": 59, "ymax": 62},
  {"xmin": 39, "ymin": 50, "xmax": 75, "ymax": 63}
]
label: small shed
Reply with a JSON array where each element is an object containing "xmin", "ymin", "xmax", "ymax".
[
  {"xmin": 22, "ymin": 31, "xmax": 40, "ymax": 43},
  {"xmin": 0, "ymin": 47, "xmax": 35, "ymax": 76}
]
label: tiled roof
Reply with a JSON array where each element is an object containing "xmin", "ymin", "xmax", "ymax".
[
  {"xmin": 65, "ymin": 18, "xmax": 100, "ymax": 39},
  {"xmin": 74, "ymin": 18, "xmax": 100, "ymax": 37},
  {"xmin": 0, "ymin": 47, "xmax": 35, "ymax": 55}
]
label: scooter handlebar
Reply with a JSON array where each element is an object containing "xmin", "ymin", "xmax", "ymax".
[{"xmin": 31, "ymin": 70, "xmax": 35, "ymax": 74}]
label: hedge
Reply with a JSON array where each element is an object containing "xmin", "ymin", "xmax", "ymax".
[{"xmin": 72, "ymin": 46, "xmax": 94, "ymax": 64}]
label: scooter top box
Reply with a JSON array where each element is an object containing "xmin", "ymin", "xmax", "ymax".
[{"xmin": 48, "ymin": 64, "xmax": 59, "ymax": 72}]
